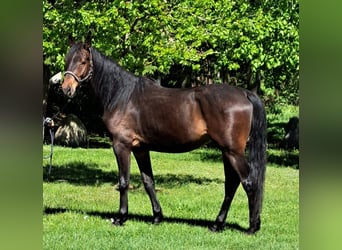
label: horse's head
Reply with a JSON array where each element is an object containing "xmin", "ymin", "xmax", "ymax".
[{"xmin": 61, "ymin": 37, "xmax": 93, "ymax": 98}]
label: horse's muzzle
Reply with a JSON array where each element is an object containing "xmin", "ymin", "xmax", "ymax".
[
  {"xmin": 61, "ymin": 78, "xmax": 78, "ymax": 98},
  {"xmin": 62, "ymin": 85, "xmax": 76, "ymax": 98}
]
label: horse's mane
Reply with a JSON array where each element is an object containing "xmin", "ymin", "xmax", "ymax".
[{"xmin": 88, "ymin": 45, "xmax": 145, "ymax": 111}]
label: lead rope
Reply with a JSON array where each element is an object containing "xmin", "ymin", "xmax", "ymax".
[
  {"xmin": 43, "ymin": 117, "xmax": 55, "ymax": 175},
  {"xmin": 44, "ymin": 48, "xmax": 93, "ymax": 175},
  {"xmin": 43, "ymin": 99, "xmax": 71, "ymax": 175}
]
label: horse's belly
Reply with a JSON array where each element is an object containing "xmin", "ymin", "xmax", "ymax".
[{"xmin": 144, "ymin": 133, "xmax": 211, "ymax": 153}]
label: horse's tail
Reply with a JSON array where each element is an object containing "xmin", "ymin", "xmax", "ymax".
[{"xmin": 246, "ymin": 92, "xmax": 267, "ymax": 213}]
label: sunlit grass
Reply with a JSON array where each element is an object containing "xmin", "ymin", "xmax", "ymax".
[{"xmin": 43, "ymin": 146, "xmax": 298, "ymax": 249}]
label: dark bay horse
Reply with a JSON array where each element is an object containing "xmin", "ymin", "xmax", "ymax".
[{"xmin": 61, "ymin": 39, "xmax": 267, "ymax": 234}]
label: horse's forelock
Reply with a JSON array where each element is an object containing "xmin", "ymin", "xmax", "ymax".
[{"xmin": 65, "ymin": 42, "xmax": 85, "ymax": 65}]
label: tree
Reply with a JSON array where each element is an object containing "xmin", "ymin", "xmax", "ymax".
[{"xmin": 43, "ymin": 0, "xmax": 299, "ymax": 132}]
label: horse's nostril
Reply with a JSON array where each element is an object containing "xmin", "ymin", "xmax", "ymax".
[
  {"xmin": 62, "ymin": 86, "xmax": 70, "ymax": 96},
  {"xmin": 63, "ymin": 86, "xmax": 76, "ymax": 98}
]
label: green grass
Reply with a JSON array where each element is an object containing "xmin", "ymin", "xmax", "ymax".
[{"xmin": 43, "ymin": 146, "xmax": 299, "ymax": 249}]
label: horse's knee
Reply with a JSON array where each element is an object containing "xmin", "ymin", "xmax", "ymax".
[{"xmin": 118, "ymin": 179, "xmax": 130, "ymax": 192}]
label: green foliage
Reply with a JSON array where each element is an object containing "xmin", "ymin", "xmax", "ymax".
[
  {"xmin": 43, "ymin": 0, "xmax": 298, "ymax": 105},
  {"xmin": 43, "ymin": 0, "xmax": 299, "ymax": 143},
  {"xmin": 43, "ymin": 146, "xmax": 299, "ymax": 249}
]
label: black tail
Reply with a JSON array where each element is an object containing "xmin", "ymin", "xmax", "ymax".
[{"xmin": 247, "ymin": 92, "xmax": 267, "ymax": 212}]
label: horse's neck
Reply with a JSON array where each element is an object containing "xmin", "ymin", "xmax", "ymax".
[
  {"xmin": 91, "ymin": 48, "xmax": 141, "ymax": 110},
  {"xmin": 92, "ymin": 49, "xmax": 137, "ymax": 86}
]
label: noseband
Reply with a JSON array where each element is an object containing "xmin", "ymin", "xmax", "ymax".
[{"xmin": 64, "ymin": 47, "xmax": 93, "ymax": 83}]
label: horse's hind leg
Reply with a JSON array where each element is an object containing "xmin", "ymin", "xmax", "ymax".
[
  {"xmin": 241, "ymin": 169, "xmax": 262, "ymax": 234},
  {"xmin": 224, "ymin": 151, "xmax": 262, "ymax": 234},
  {"xmin": 133, "ymin": 150, "xmax": 163, "ymax": 224},
  {"xmin": 209, "ymin": 152, "xmax": 240, "ymax": 232}
]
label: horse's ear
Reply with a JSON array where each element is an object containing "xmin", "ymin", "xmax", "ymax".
[{"xmin": 68, "ymin": 34, "xmax": 75, "ymax": 47}]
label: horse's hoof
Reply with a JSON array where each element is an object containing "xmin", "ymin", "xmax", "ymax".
[
  {"xmin": 153, "ymin": 213, "xmax": 163, "ymax": 225},
  {"xmin": 246, "ymin": 220, "xmax": 260, "ymax": 234},
  {"xmin": 246, "ymin": 226, "xmax": 260, "ymax": 235},
  {"xmin": 111, "ymin": 216, "xmax": 127, "ymax": 226},
  {"xmin": 246, "ymin": 229, "xmax": 256, "ymax": 235},
  {"xmin": 111, "ymin": 219, "xmax": 124, "ymax": 226},
  {"xmin": 209, "ymin": 223, "xmax": 225, "ymax": 232}
]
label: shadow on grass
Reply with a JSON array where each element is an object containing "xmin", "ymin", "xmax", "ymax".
[
  {"xmin": 267, "ymin": 150, "xmax": 299, "ymax": 169},
  {"xmin": 43, "ymin": 162, "xmax": 223, "ymax": 187},
  {"xmin": 194, "ymin": 147, "xmax": 299, "ymax": 169},
  {"xmin": 43, "ymin": 162, "xmax": 116, "ymax": 185},
  {"xmin": 44, "ymin": 207, "xmax": 247, "ymax": 233}
]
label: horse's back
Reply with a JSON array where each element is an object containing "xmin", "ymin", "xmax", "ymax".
[{"xmin": 195, "ymin": 84, "xmax": 249, "ymax": 104}]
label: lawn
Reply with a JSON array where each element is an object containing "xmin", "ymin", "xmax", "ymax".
[{"xmin": 43, "ymin": 145, "xmax": 299, "ymax": 249}]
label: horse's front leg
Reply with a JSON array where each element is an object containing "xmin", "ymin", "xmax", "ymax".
[
  {"xmin": 133, "ymin": 150, "xmax": 163, "ymax": 224},
  {"xmin": 112, "ymin": 142, "xmax": 131, "ymax": 226}
]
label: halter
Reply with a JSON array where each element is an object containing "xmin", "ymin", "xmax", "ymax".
[{"xmin": 64, "ymin": 47, "xmax": 93, "ymax": 83}]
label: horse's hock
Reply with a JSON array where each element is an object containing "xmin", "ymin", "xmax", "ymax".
[{"xmin": 55, "ymin": 114, "xmax": 87, "ymax": 147}]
